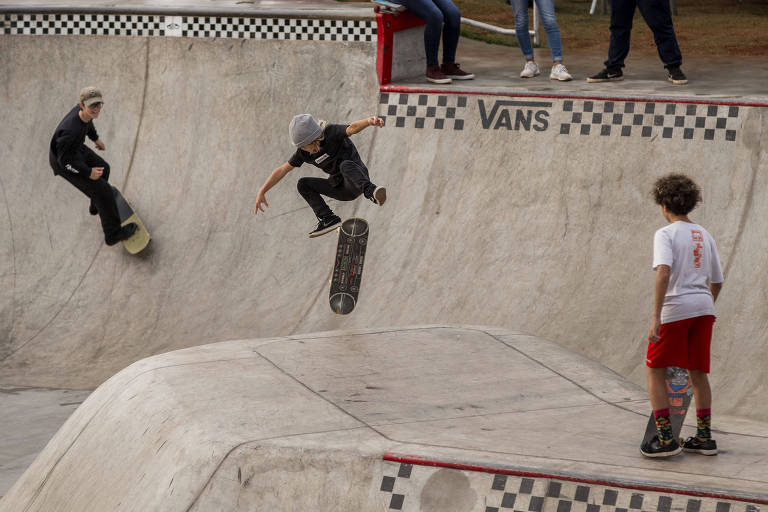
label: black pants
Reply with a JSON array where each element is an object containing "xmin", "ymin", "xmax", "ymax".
[
  {"xmin": 57, "ymin": 146, "xmax": 122, "ymax": 238},
  {"xmin": 297, "ymin": 160, "xmax": 375, "ymax": 220},
  {"xmin": 605, "ymin": 0, "xmax": 682, "ymax": 70}
]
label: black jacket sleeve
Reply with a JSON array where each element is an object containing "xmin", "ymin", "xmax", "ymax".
[{"xmin": 87, "ymin": 123, "xmax": 99, "ymax": 142}]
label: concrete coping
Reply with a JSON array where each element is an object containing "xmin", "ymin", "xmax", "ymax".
[{"xmin": 0, "ymin": 5, "xmax": 375, "ymax": 19}]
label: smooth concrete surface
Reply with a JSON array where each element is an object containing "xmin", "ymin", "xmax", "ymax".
[
  {"xmin": 1, "ymin": 327, "xmax": 767, "ymax": 511},
  {"xmin": 1, "ymin": 12, "xmax": 768, "ymax": 509},
  {"xmin": 0, "ymin": 387, "xmax": 90, "ymax": 495}
]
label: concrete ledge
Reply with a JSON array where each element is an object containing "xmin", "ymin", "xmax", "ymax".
[
  {"xmin": 0, "ymin": 5, "xmax": 374, "ymax": 19},
  {"xmin": 2, "ymin": 326, "xmax": 767, "ymax": 511}
]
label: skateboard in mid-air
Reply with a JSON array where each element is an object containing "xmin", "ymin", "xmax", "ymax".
[
  {"xmin": 329, "ymin": 218, "xmax": 368, "ymax": 315},
  {"xmin": 112, "ymin": 186, "xmax": 151, "ymax": 254},
  {"xmin": 641, "ymin": 366, "xmax": 692, "ymax": 448}
]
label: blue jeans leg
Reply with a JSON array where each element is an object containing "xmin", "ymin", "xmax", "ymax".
[
  {"xmin": 398, "ymin": 0, "xmax": 461, "ymax": 66},
  {"xmin": 510, "ymin": 0, "xmax": 534, "ymax": 59},
  {"xmin": 511, "ymin": 0, "xmax": 563, "ymax": 62},
  {"xmin": 535, "ymin": 0, "xmax": 563, "ymax": 62}
]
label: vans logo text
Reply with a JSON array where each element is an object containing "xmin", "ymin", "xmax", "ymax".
[{"xmin": 478, "ymin": 99, "xmax": 552, "ymax": 132}]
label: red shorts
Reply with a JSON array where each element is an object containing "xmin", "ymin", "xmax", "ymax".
[{"xmin": 646, "ymin": 315, "xmax": 714, "ymax": 372}]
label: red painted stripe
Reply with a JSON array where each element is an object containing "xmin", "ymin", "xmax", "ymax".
[
  {"xmin": 379, "ymin": 85, "xmax": 768, "ymax": 108},
  {"xmin": 382, "ymin": 453, "xmax": 768, "ymax": 506}
]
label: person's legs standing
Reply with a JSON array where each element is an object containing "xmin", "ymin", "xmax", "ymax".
[
  {"xmin": 511, "ymin": 0, "xmax": 542, "ymax": 78},
  {"xmin": 534, "ymin": 0, "xmax": 572, "ymax": 80},
  {"xmin": 684, "ymin": 315, "xmax": 717, "ymax": 454},
  {"xmin": 534, "ymin": 0, "xmax": 563, "ymax": 62},
  {"xmin": 642, "ymin": 318, "xmax": 687, "ymax": 456},
  {"xmin": 605, "ymin": 0, "xmax": 636, "ymax": 70},
  {"xmin": 636, "ymin": 0, "xmax": 682, "ymax": 69}
]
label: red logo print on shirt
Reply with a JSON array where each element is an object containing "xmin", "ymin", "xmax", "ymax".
[{"xmin": 691, "ymin": 230, "xmax": 704, "ymax": 269}]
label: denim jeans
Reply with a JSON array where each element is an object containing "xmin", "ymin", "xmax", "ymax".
[
  {"xmin": 605, "ymin": 0, "xmax": 682, "ymax": 69},
  {"xmin": 510, "ymin": 0, "xmax": 564, "ymax": 62},
  {"xmin": 393, "ymin": 0, "xmax": 461, "ymax": 67}
]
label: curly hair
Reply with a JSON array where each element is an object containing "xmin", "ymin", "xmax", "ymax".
[{"xmin": 652, "ymin": 174, "xmax": 702, "ymax": 215}]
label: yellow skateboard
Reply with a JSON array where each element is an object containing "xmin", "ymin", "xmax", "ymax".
[{"xmin": 112, "ymin": 186, "xmax": 151, "ymax": 254}]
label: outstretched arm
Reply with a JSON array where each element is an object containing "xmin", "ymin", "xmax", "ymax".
[
  {"xmin": 254, "ymin": 162, "xmax": 294, "ymax": 214},
  {"xmin": 346, "ymin": 116, "xmax": 384, "ymax": 136}
]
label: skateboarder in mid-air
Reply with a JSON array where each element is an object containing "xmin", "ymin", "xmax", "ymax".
[
  {"xmin": 642, "ymin": 174, "xmax": 723, "ymax": 458},
  {"xmin": 49, "ymin": 87, "xmax": 137, "ymax": 246},
  {"xmin": 254, "ymin": 114, "xmax": 387, "ymax": 237}
]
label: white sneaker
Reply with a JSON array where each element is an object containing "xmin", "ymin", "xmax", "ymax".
[
  {"xmin": 520, "ymin": 61, "xmax": 540, "ymax": 78},
  {"xmin": 550, "ymin": 63, "xmax": 573, "ymax": 81}
]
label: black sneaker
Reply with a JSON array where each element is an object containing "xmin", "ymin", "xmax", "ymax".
[
  {"xmin": 666, "ymin": 66, "xmax": 688, "ymax": 85},
  {"xmin": 106, "ymin": 223, "xmax": 138, "ymax": 246},
  {"xmin": 586, "ymin": 68, "xmax": 623, "ymax": 83},
  {"xmin": 370, "ymin": 186, "xmax": 387, "ymax": 206},
  {"xmin": 640, "ymin": 435, "xmax": 682, "ymax": 458},
  {"xmin": 308, "ymin": 215, "xmax": 341, "ymax": 238},
  {"xmin": 681, "ymin": 436, "xmax": 717, "ymax": 455}
]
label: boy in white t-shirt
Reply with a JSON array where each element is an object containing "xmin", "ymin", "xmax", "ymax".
[{"xmin": 642, "ymin": 174, "xmax": 724, "ymax": 458}]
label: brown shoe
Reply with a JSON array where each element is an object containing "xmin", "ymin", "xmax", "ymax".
[
  {"xmin": 426, "ymin": 65, "xmax": 451, "ymax": 84},
  {"xmin": 441, "ymin": 62, "xmax": 475, "ymax": 80}
]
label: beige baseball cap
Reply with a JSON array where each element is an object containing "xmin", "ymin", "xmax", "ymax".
[{"xmin": 79, "ymin": 86, "xmax": 103, "ymax": 106}]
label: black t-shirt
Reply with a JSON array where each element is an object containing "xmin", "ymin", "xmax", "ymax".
[
  {"xmin": 49, "ymin": 105, "xmax": 99, "ymax": 176},
  {"xmin": 288, "ymin": 124, "xmax": 364, "ymax": 179}
]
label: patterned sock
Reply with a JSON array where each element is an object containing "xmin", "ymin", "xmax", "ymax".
[
  {"xmin": 654, "ymin": 408, "xmax": 674, "ymax": 445},
  {"xmin": 696, "ymin": 409, "xmax": 712, "ymax": 441}
]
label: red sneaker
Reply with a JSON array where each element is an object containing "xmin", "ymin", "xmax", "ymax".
[
  {"xmin": 440, "ymin": 62, "xmax": 475, "ymax": 80},
  {"xmin": 426, "ymin": 65, "xmax": 452, "ymax": 84}
]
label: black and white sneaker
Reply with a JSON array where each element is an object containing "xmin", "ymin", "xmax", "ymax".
[
  {"xmin": 666, "ymin": 66, "xmax": 688, "ymax": 85},
  {"xmin": 308, "ymin": 215, "xmax": 341, "ymax": 238},
  {"xmin": 370, "ymin": 186, "xmax": 387, "ymax": 206},
  {"xmin": 586, "ymin": 68, "xmax": 623, "ymax": 83},
  {"xmin": 640, "ymin": 435, "xmax": 682, "ymax": 458},
  {"xmin": 681, "ymin": 436, "xmax": 717, "ymax": 455},
  {"xmin": 106, "ymin": 223, "xmax": 138, "ymax": 246}
]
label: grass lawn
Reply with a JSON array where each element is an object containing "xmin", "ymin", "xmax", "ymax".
[{"xmin": 341, "ymin": 0, "xmax": 768, "ymax": 56}]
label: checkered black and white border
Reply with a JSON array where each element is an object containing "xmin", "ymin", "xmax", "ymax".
[
  {"xmin": 0, "ymin": 13, "xmax": 167, "ymax": 36},
  {"xmin": 560, "ymin": 100, "xmax": 739, "ymax": 142},
  {"xmin": 379, "ymin": 92, "xmax": 469, "ymax": 131},
  {"xmin": 379, "ymin": 92, "xmax": 741, "ymax": 141},
  {"xmin": 0, "ymin": 13, "xmax": 376, "ymax": 41},
  {"xmin": 379, "ymin": 462, "xmax": 762, "ymax": 512},
  {"xmin": 182, "ymin": 16, "xmax": 373, "ymax": 41}
]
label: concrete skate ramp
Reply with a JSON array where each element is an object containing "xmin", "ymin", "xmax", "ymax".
[
  {"xmin": 1, "ymin": 28, "xmax": 768, "ymax": 429},
  {"xmin": 2, "ymin": 327, "xmax": 767, "ymax": 511}
]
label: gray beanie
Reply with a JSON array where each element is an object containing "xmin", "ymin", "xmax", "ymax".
[{"xmin": 289, "ymin": 114, "xmax": 323, "ymax": 147}]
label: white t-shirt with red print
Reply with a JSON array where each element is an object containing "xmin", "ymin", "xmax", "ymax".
[{"xmin": 653, "ymin": 221, "xmax": 724, "ymax": 324}]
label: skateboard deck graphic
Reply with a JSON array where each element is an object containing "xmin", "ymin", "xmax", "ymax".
[
  {"xmin": 642, "ymin": 366, "xmax": 692, "ymax": 445},
  {"xmin": 112, "ymin": 186, "xmax": 151, "ymax": 254},
  {"xmin": 329, "ymin": 218, "xmax": 368, "ymax": 315}
]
